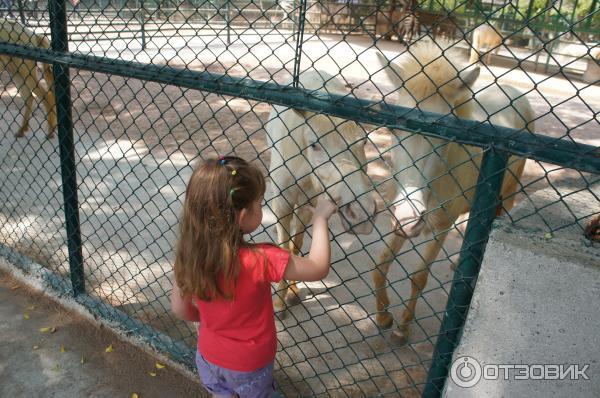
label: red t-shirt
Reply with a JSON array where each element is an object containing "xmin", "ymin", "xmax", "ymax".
[{"xmin": 194, "ymin": 243, "xmax": 290, "ymax": 372}]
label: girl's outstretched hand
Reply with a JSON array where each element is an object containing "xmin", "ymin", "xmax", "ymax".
[
  {"xmin": 283, "ymin": 196, "xmax": 337, "ymax": 282},
  {"xmin": 311, "ymin": 196, "xmax": 338, "ymax": 221}
]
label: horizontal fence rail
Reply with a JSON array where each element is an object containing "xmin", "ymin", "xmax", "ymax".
[{"xmin": 1, "ymin": 42, "xmax": 599, "ymax": 174}]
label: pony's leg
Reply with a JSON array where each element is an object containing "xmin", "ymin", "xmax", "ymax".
[
  {"xmin": 11, "ymin": 61, "xmax": 35, "ymax": 138},
  {"xmin": 32, "ymin": 66, "xmax": 56, "ymax": 139},
  {"xmin": 393, "ymin": 228, "xmax": 450, "ymax": 346},
  {"xmin": 484, "ymin": 51, "xmax": 493, "ymax": 65},
  {"xmin": 284, "ymin": 204, "xmax": 312, "ymax": 306},
  {"xmin": 31, "ymin": 84, "xmax": 53, "ymax": 139},
  {"xmin": 272, "ymin": 197, "xmax": 294, "ymax": 314},
  {"xmin": 491, "ymin": 40, "xmax": 502, "ymax": 63},
  {"xmin": 373, "ymin": 233, "xmax": 406, "ymax": 330},
  {"xmin": 469, "ymin": 31, "xmax": 481, "ymax": 64},
  {"xmin": 16, "ymin": 89, "xmax": 35, "ymax": 138},
  {"xmin": 469, "ymin": 49, "xmax": 480, "ymax": 64},
  {"xmin": 497, "ymin": 157, "xmax": 526, "ymax": 216}
]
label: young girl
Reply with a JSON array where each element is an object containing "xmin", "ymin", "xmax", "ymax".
[{"xmin": 170, "ymin": 156, "xmax": 337, "ymax": 398}]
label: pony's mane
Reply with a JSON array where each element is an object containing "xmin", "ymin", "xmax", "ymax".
[
  {"xmin": 396, "ymin": 43, "xmax": 466, "ymax": 101},
  {"xmin": 292, "ymin": 69, "xmax": 361, "ymax": 140},
  {"xmin": 296, "ymin": 69, "xmax": 347, "ymax": 94}
]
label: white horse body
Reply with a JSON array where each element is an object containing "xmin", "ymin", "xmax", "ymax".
[
  {"xmin": 406, "ymin": 84, "xmax": 533, "ymax": 232},
  {"xmin": 267, "ymin": 108, "xmax": 317, "ymax": 203},
  {"xmin": 266, "ymin": 70, "xmax": 377, "ymax": 312},
  {"xmin": 375, "ymin": 44, "xmax": 533, "ymax": 345}
]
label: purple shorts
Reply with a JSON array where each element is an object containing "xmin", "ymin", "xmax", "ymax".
[{"xmin": 195, "ymin": 350, "xmax": 277, "ymax": 398}]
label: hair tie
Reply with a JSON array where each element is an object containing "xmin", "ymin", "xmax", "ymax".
[
  {"xmin": 231, "ymin": 170, "xmax": 237, "ymax": 176},
  {"xmin": 218, "ymin": 156, "xmax": 226, "ymax": 165},
  {"xmin": 229, "ymin": 188, "xmax": 238, "ymax": 197}
]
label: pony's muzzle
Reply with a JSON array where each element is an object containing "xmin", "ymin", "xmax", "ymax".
[
  {"xmin": 391, "ymin": 199, "xmax": 426, "ymax": 238},
  {"xmin": 392, "ymin": 215, "xmax": 425, "ymax": 238},
  {"xmin": 339, "ymin": 199, "xmax": 378, "ymax": 235}
]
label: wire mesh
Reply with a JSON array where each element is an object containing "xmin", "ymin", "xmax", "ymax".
[{"xmin": 1, "ymin": 0, "xmax": 599, "ymax": 396}]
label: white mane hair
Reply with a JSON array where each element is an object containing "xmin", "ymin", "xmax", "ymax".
[{"xmin": 379, "ymin": 42, "xmax": 476, "ymax": 111}]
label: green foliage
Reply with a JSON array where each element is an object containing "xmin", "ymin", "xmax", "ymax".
[
  {"xmin": 419, "ymin": 0, "xmax": 598, "ymax": 31},
  {"xmin": 518, "ymin": 0, "xmax": 599, "ymax": 23}
]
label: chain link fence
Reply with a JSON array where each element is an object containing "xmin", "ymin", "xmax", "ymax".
[{"xmin": 1, "ymin": 0, "xmax": 599, "ymax": 396}]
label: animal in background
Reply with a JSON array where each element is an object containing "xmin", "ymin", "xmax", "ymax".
[
  {"xmin": 0, "ymin": 18, "xmax": 56, "ymax": 138},
  {"xmin": 375, "ymin": 43, "xmax": 534, "ymax": 345},
  {"xmin": 376, "ymin": 5, "xmax": 458, "ymax": 43},
  {"xmin": 265, "ymin": 70, "xmax": 378, "ymax": 315},
  {"xmin": 469, "ymin": 23, "xmax": 503, "ymax": 64}
]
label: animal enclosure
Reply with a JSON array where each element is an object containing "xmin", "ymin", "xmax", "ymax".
[{"xmin": 0, "ymin": 0, "xmax": 599, "ymax": 396}]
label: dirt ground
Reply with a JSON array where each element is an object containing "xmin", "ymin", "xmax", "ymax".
[
  {"xmin": 0, "ymin": 31, "xmax": 599, "ymax": 397},
  {"xmin": 0, "ymin": 268, "xmax": 206, "ymax": 398}
]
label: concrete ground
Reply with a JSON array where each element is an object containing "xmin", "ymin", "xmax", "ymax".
[
  {"xmin": 0, "ymin": 269, "xmax": 206, "ymax": 398},
  {"xmin": 444, "ymin": 187, "xmax": 600, "ymax": 397}
]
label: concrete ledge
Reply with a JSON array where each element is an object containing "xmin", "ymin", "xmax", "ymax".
[{"xmin": 444, "ymin": 186, "xmax": 600, "ymax": 397}]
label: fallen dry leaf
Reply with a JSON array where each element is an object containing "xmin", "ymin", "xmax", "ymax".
[
  {"xmin": 39, "ymin": 327, "xmax": 57, "ymax": 334},
  {"xmin": 105, "ymin": 344, "xmax": 113, "ymax": 353},
  {"xmin": 81, "ymin": 356, "xmax": 85, "ymax": 364},
  {"xmin": 584, "ymin": 215, "xmax": 600, "ymax": 242},
  {"xmin": 32, "ymin": 345, "xmax": 39, "ymax": 351},
  {"xmin": 155, "ymin": 363, "xmax": 165, "ymax": 370},
  {"xmin": 60, "ymin": 345, "xmax": 65, "ymax": 353},
  {"xmin": 148, "ymin": 372, "xmax": 157, "ymax": 377},
  {"xmin": 23, "ymin": 314, "xmax": 30, "ymax": 320},
  {"xmin": 131, "ymin": 394, "xmax": 139, "ymax": 398},
  {"xmin": 27, "ymin": 305, "xmax": 36, "ymax": 311},
  {"xmin": 544, "ymin": 232, "xmax": 553, "ymax": 240}
]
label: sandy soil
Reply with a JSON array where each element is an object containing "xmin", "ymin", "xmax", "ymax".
[{"xmin": 0, "ymin": 269, "xmax": 206, "ymax": 398}]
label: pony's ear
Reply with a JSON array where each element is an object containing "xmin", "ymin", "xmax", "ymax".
[
  {"xmin": 458, "ymin": 66, "xmax": 480, "ymax": 89},
  {"xmin": 376, "ymin": 52, "xmax": 404, "ymax": 84}
]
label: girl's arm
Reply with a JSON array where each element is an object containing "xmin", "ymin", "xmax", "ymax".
[
  {"xmin": 170, "ymin": 281, "xmax": 200, "ymax": 322},
  {"xmin": 283, "ymin": 197, "xmax": 337, "ymax": 282}
]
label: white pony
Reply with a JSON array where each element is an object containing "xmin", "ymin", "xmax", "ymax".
[
  {"xmin": 469, "ymin": 23, "xmax": 503, "ymax": 64},
  {"xmin": 375, "ymin": 44, "xmax": 534, "ymax": 345},
  {"xmin": 266, "ymin": 70, "xmax": 378, "ymax": 313}
]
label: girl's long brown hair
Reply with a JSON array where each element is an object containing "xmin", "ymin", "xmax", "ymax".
[{"xmin": 174, "ymin": 156, "xmax": 266, "ymax": 301}]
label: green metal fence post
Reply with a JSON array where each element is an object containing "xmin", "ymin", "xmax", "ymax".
[
  {"xmin": 569, "ymin": 0, "xmax": 578, "ymax": 27},
  {"xmin": 16, "ymin": 0, "xmax": 26, "ymax": 25},
  {"xmin": 291, "ymin": 0, "xmax": 297, "ymax": 41},
  {"xmin": 225, "ymin": 0, "xmax": 231, "ymax": 45},
  {"xmin": 140, "ymin": 0, "xmax": 147, "ymax": 50},
  {"xmin": 585, "ymin": 0, "xmax": 598, "ymax": 31},
  {"xmin": 525, "ymin": 0, "xmax": 535, "ymax": 21},
  {"xmin": 423, "ymin": 148, "xmax": 509, "ymax": 397},
  {"xmin": 49, "ymin": 0, "xmax": 85, "ymax": 296},
  {"xmin": 292, "ymin": 0, "xmax": 307, "ymax": 88}
]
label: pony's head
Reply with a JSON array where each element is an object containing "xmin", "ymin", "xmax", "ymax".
[
  {"xmin": 293, "ymin": 109, "xmax": 377, "ymax": 235},
  {"xmin": 377, "ymin": 44, "xmax": 481, "ymax": 237}
]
